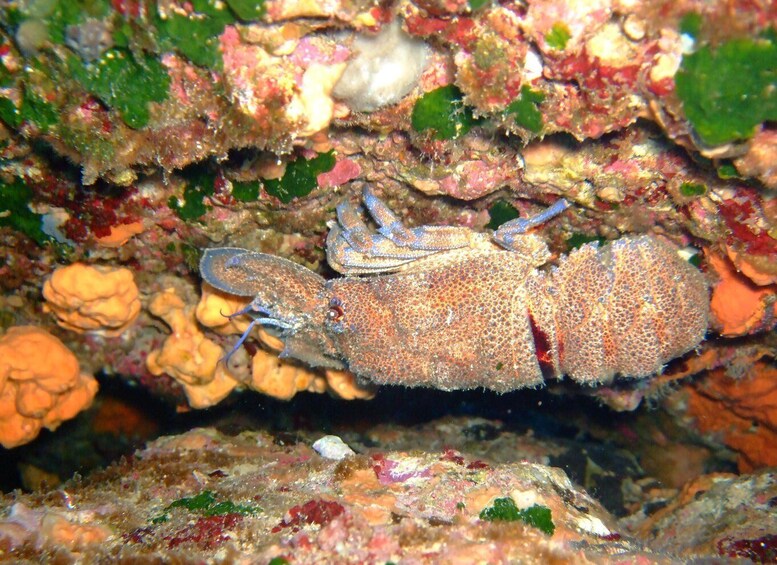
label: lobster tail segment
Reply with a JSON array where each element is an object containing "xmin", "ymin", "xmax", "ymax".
[{"xmin": 550, "ymin": 236, "xmax": 709, "ymax": 385}]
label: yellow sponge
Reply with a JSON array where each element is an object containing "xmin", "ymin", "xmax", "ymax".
[
  {"xmin": 0, "ymin": 326, "xmax": 98, "ymax": 448},
  {"xmin": 43, "ymin": 263, "xmax": 140, "ymax": 337}
]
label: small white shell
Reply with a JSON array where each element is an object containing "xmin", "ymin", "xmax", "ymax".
[{"xmin": 312, "ymin": 435, "xmax": 356, "ymax": 460}]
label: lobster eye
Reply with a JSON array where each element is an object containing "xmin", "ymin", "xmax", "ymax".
[{"xmin": 327, "ymin": 298, "xmax": 344, "ymax": 323}]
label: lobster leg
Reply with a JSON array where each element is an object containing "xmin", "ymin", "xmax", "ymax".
[
  {"xmin": 328, "ymin": 189, "xmax": 568, "ymax": 274},
  {"xmin": 493, "ymin": 199, "xmax": 569, "ymax": 246},
  {"xmin": 492, "ymin": 199, "xmax": 569, "ymax": 266},
  {"xmin": 328, "ymin": 187, "xmax": 478, "ymax": 274},
  {"xmin": 220, "ymin": 300, "xmax": 296, "ymax": 363}
]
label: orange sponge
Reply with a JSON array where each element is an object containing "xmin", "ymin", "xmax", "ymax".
[
  {"xmin": 0, "ymin": 326, "xmax": 98, "ymax": 448},
  {"xmin": 324, "ymin": 369, "xmax": 376, "ymax": 400},
  {"xmin": 195, "ymin": 283, "xmax": 253, "ymax": 336},
  {"xmin": 249, "ymin": 348, "xmax": 328, "ymax": 400},
  {"xmin": 146, "ymin": 288, "xmax": 239, "ymax": 409},
  {"xmin": 94, "ymin": 220, "xmax": 144, "ymax": 248},
  {"xmin": 196, "ymin": 283, "xmax": 375, "ymax": 401},
  {"xmin": 43, "ymin": 263, "xmax": 141, "ymax": 337},
  {"xmin": 708, "ymin": 252, "xmax": 777, "ymax": 336}
]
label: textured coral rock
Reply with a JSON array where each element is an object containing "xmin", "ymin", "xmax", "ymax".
[
  {"xmin": 733, "ymin": 128, "xmax": 777, "ymax": 189},
  {"xmin": 725, "ymin": 244, "xmax": 777, "ymax": 287},
  {"xmin": 0, "ymin": 6, "xmax": 775, "ymax": 555},
  {"xmin": 0, "ymin": 503, "xmax": 111, "ymax": 552},
  {"xmin": 0, "ymin": 326, "xmax": 98, "ymax": 448},
  {"xmin": 627, "ymin": 470, "xmax": 777, "ymax": 560},
  {"xmin": 681, "ymin": 359, "xmax": 777, "ymax": 472},
  {"xmin": 0, "ymin": 426, "xmax": 668, "ymax": 563},
  {"xmin": 0, "ymin": 0, "xmax": 773, "ymax": 193}
]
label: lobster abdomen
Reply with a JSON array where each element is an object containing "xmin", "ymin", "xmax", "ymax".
[
  {"xmin": 536, "ymin": 235, "xmax": 709, "ymax": 384},
  {"xmin": 327, "ymin": 236, "xmax": 708, "ymax": 391}
]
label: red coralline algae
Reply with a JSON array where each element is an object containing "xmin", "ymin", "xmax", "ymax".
[
  {"xmin": 272, "ymin": 499, "xmax": 346, "ymax": 533},
  {"xmin": 110, "ymin": 0, "xmax": 143, "ymax": 18},
  {"xmin": 717, "ymin": 534, "xmax": 777, "ymax": 562},
  {"xmin": 718, "ymin": 189, "xmax": 777, "ymax": 256},
  {"xmin": 405, "ymin": 15, "xmax": 478, "ymax": 50},
  {"xmin": 552, "ymin": 51, "xmax": 641, "ymax": 94},
  {"xmin": 467, "ymin": 460, "xmax": 491, "ymax": 470},
  {"xmin": 440, "ymin": 448, "xmax": 492, "ymax": 470},
  {"xmin": 440, "ymin": 448, "xmax": 466, "ymax": 466},
  {"xmin": 165, "ymin": 513, "xmax": 244, "ymax": 550},
  {"xmin": 35, "ymin": 175, "xmax": 141, "ymax": 242}
]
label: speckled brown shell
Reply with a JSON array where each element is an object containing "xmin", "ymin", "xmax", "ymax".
[{"xmin": 325, "ymin": 236, "xmax": 708, "ymax": 391}]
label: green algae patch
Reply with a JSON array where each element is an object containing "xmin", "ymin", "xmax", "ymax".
[
  {"xmin": 467, "ymin": 0, "xmax": 490, "ymax": 10},
  {"xmin": 226, "ymin": 0, "xmax": 266, "ymax": 20},
  {"xmin": 479, "ymin": 497, "xmax": 520, "ymax": 522},
  {"xmin": 545, "ymin": 22, "xmax": 571, "ymax": 50},
  {"xmin": 479, "ymin": 498, "xmax": 555, "ymax": 535},
  {"xmin": 58, "ymin": 122, "xmax": 116, "ymax": 164},
  {"xmin": 0, "ymin": 58, "xmax": 58, "ymax": 130},
  {"xmin": 679, "ymin": 12, "xmax": 702, "ymax": 39},
  {"xmin": 153, "ymin": 490, "xmax": 261, "ymax": 523},
  {"xmin": 169, "ymin": 165, "xmax": 216, "ymax": 220},
  {"xmin": 0, "ymin": 98, "xmax": 19, "ymax": 128},
  {"xmin": 0, "ymin": 48, "xmax": 18, "ymax": 126},
  {"xmin": 231, "ymin": 180, "xmax": 261, "ymax": 202},
  {"xmin": 69, "ymin": 48, "xmax": 170, "ymax": 129},
  {"xmin": 169, "ymin": 185, "xmax": 210, "ymax": 220},
  {"xmin": 485, "ymin": 200, "xmax": 520, "ymax": 230},
  {"xmin": 1, "ymin": 86, "xmax": 60, "ymax": 131},
  {"xmin": 155, "ymin": 0, "xmax": 265, "ymax": 68},
  {"xmin": 411, "ymin": 85, "xmax": 478, "ymax": 140},
  {"xmin": 679, "ymin": 181, "xmax": 707, "ymax": 197},
  {"xmin": 675, "ymin": 33, "xmax": 777, "ymax": 146},
  {"xmin": 20, "ymin": 88, "xmax": 59, "ymax": 130},
  {"xmin": 166, "ymin": 490, "xmax": 259, "ymax": 516},
  {"xmin": 157, "ymin": 8, "xmax": 229, "ymax": 69},
  {"xmin": 264, "ymin": 150, "xmax": 336, "ymax": 204},
  {"xmin": 517, "ymin": 504, "xmax": 555, "ymax": 535},
  {"xmin": 717, "ymin": 162, "xmax": 740, "ymax": 179},
  {"xmin": 182, "ymin": 242, "xmax": 202, "ymax": 273},
  {"xmin": 506, "ymin": 85, "xmax": 545, "ymax": 134},
  {"xmin": 47, "ymin": 0, "xmax": 112, "ymax": 44},
  {"xmin": 0, "ymin": 178, "xmax": 51, "ymax": 246},
  {"xmin": 566, "ymin": 233, "xmax": 606, "ymax": 250}
]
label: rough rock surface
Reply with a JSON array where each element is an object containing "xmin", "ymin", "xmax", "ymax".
[{"xmin": 0, "ymin": 415, "xmax": 769, "ymax": 563}]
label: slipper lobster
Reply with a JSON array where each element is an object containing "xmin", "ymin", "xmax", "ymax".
[{"xmin": 200, "ymin": 188, "xmax": 708, "ymax": 392}]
